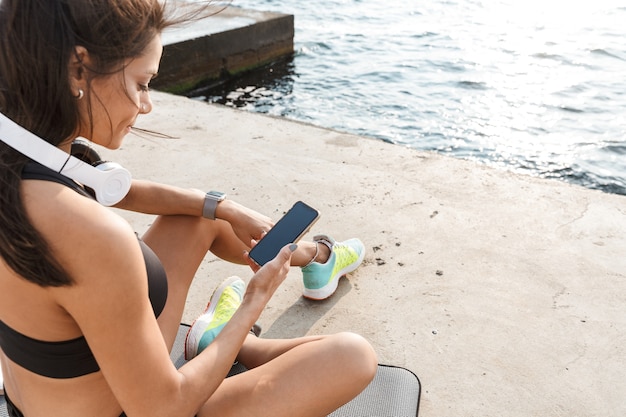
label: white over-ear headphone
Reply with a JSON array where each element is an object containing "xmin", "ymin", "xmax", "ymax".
[{"xmin": 0, "ymin": 112, "xmax": 131, "ymax": 206}]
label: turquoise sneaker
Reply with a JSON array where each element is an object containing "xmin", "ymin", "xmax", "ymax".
[
  {"xmin": 184, "ymin": 276, "xmax": 245, "ymax": 360},
  {"xmin": 301, "ymin": 235, "xmax": 365, "ymax": 300}
]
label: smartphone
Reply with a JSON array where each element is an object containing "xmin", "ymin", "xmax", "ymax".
[{"xmin": 248, "ymin": 201, "xmax": 320, "ymax": 266}]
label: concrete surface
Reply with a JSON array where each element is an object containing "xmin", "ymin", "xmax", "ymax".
[
  {"xmin": 153, "ymin": 7, "xmax": 293, "ymax": 94},
  {"xmin": 106, "ymin": 91, "xmax": 626, "ymax": 417}
]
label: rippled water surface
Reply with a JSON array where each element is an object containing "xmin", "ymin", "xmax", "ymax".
[{"xmin": 192, "ymin": 0, "xmax": 626, "ymax": 195}]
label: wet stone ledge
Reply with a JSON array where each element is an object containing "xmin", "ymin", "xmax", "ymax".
[{"xmin": 152, "ymin": 7, "xmax": 294, "ymax": 95}]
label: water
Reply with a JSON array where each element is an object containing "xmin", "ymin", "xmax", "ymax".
[{"xmin": 191, "ymin": 0, "xmax": 626, "ymax": 196}]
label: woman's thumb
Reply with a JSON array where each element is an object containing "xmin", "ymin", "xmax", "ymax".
[{"xmin": 281, "ymin": 243, "xmax": 298, "ymax": 261}]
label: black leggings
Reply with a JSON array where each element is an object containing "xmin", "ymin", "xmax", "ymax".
[
  {"xmin": 4, "ymin": 388, "xmax": 126, "ymax": 417},
  {"xmin": 4, "ymin": 389, "xmax": 24, "ymax": 417}
]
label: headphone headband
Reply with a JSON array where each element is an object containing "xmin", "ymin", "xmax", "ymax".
[{"xmin": 0, "ymin": 112, "xmax": 131, "ymax": 206}]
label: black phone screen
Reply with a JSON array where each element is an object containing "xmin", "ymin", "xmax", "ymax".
[{"xmin": 248, "ymin": 201, "xmax": 320, "ymax": 266}]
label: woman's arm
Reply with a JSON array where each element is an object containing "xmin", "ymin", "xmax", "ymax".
[
  {"xmin": 113, "ymin": 179, "xmax": 206, "ymax": 216},
  {"xmin": 116, "ymin": 179, "xmax": 274, "ymax": 245}
]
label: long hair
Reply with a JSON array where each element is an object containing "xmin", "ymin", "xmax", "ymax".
[{"xmin": 0, "ymin": 0, "xmax": 222, "ymax": 286}]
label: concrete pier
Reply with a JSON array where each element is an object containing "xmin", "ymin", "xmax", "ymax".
[
  {"xmin": 106, "ymin": 91, "xmax": 626, "ymax": 417},
  {"xmin": 152, "ymin": 7, "xmax": 294, "ymax": 94}
]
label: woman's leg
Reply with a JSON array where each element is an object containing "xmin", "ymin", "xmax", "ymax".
[
  {"xmin": 140, "ymin": 214, "xmax": 332, "ymax": 349},
  {"xmin": 141, "ymin": 215, "xmax": 376, "ymax": 416},
  {"xmin": 141, "ymin": 215, "xmax": 245, "ymax": 349},
  {"xmin": 199, "ymin": 332, "xmax": 378, "ymax": 417}
]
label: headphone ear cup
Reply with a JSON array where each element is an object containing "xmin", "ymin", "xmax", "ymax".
[
  {"xmin": 92, "ymin": 161, "xmax": 132, "ymax": 206},
  {"xmin": 70, "ymin": 139, "xmax": 102, "ymax": 166},
  {"xmin": 0, "ymin": 114, "xmax": 131, "ymax": 206}
]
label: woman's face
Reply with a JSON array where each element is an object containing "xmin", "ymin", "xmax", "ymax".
[{"xmin": 79, "ymin": 35, "xmax": 163, "ymax": 149}]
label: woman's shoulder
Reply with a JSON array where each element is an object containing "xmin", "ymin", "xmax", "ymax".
[
  {"xmin": 21, "ymin": 178, "xmax": 140, "ymax": 282},
  {"xmin": 23, "ymin": 177, "xmax": 132, "ymax": 235},
  {"xmin": 9, "ymin": 176, "xmax": 149, "ymax": 337}
]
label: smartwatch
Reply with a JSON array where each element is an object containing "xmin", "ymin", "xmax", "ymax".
[{"xmin": 202, "ymin": 191, "xmax": 226, "ymax": 220}]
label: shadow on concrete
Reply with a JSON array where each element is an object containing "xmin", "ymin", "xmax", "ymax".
[{"xmin": 263, "ymin": 277, "xmax": 352, "ymax": 339}]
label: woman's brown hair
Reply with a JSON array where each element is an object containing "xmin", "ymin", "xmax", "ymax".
[{"xmin": 0, "ymin": 0, "xmax": 221, "ymax": 286}]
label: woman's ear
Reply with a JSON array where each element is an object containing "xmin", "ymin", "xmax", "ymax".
[{"xmin": 68, "ymin": 46, "xmax": 89, "ymax": 95}]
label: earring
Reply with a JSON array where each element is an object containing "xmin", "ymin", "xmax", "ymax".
[{"xmin": 75, "ymin": 89, "xmax": 84, "ymax": 100}]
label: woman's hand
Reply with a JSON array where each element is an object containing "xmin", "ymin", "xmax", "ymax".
[
  {"xmin": 216, "ymin": 199, "xmax": 274, "ymax": 247},
  {"xmin": 242, "ymin": 243, "xmax": 296, "ymax": 304}
]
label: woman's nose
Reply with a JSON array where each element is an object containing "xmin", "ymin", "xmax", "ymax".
[{"xmin": 139, "ymin": 100, "xmax": 152, "ymax": 114}]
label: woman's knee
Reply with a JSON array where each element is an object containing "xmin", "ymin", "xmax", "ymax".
[{"xmin": 330, "ymin": 332, "xmax": 378, "ymax": 385}]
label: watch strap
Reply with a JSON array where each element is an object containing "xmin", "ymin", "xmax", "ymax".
[{"xmin": 202, "ymin": 191, "xmax": 225, "ymax": 220}]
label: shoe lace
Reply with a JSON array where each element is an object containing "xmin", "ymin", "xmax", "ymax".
[{"xmin": 333, "ymin": 243, "xmax": 358, "ymax": 268}]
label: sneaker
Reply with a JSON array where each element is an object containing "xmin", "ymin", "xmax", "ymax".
[
  {"xmin": 301, "ymin": 235, "xmax": 365, "ymax": 300},
  {"xmin": 184, "ymin": 276, "xmax": 245, "ymax": 360}
]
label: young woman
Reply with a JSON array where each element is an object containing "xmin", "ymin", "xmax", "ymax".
[{"xmin": 0, "ymin": 1, "xmax": 377, "ymax": 416}]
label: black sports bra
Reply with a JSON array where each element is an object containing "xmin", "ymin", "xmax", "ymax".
[{"xmin": 0, "ymin": 162, "xmax": 168, "ymax": 378}]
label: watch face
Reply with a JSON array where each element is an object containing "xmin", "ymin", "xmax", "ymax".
[{"xmin": 207, "ymin": 191, "xmax": 225, "ymax": 200}]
